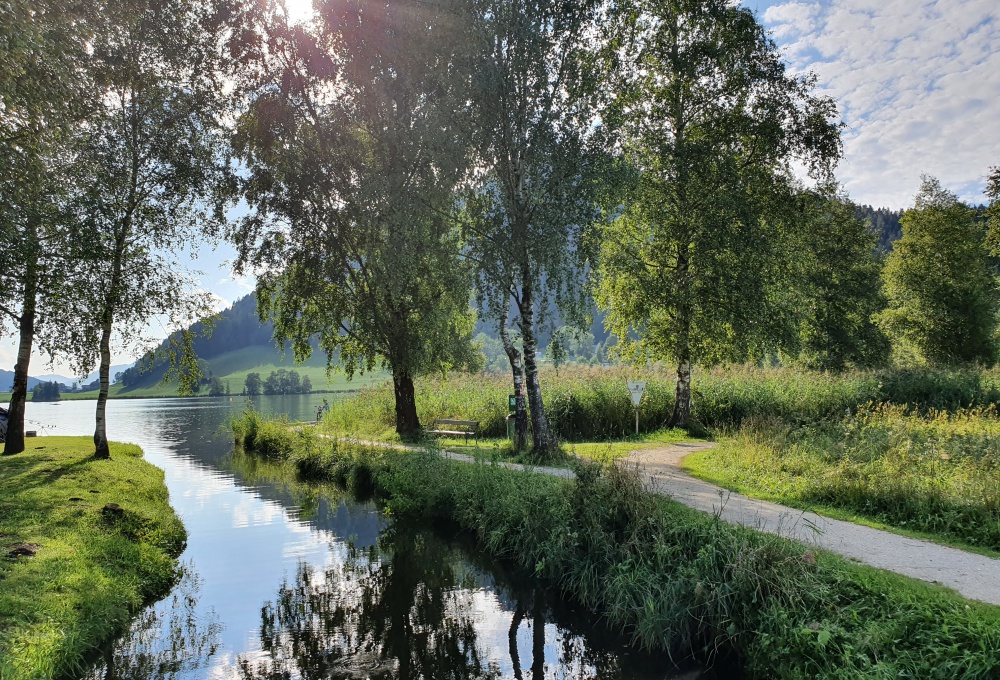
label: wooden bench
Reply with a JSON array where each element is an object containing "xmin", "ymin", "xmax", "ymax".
[{"xmin": 427, "ymin": 419, "xmax": 479, "ymax": 445}]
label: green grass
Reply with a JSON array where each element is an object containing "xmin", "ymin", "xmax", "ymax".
[
  {"xmin": 317, "ymin": 364, "xmax": 1000, "ymax": 444},
  {"xmin": 193, "ymin": 345, "xmax": 388, "ymax": 394},
  {"xmin": 233, "ymin": 420, "xmax": 1000, "ymax": 679},
  {"xmin": 685, "ymin": 404, "xmax": 1000, "ymax": 555},
  {"xmin": 565, "ymin": 427, "xmax": 704, "ymax": 461},
  {"xmin": 0, "ymin": 437, "xmax": 186, "ymax": 680}
]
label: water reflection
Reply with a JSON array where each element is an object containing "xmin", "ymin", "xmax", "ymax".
[
  {"xmin": 22, "ymin": 398, "xmax": 723, "ymax": 679},
  {"xmin": 239, "ymin": 530, "xmax": 500, "ymax": 679},
  {"xmin": 86, "ymin": 567, "xmax": 223, "ymax": 680},
  {"xmin": 236, "ymin": 520, "xmax": 700, "ymax": 680}
]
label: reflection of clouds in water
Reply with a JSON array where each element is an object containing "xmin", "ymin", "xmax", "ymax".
[
  {"xmin": 25, "ymin": 399, "xmax": 694, "ymax": 679},
  {"xmin": 231, "ymin": 496, "xmax": 286, "ymax": 529}
]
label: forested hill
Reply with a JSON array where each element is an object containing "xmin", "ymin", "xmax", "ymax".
[
  {"xmin": 116, "ymin": 293, "xmax": 284, "ymax": 388},
  {"xmin": 855, "ymin": 205, "xmax": 903, "ymax": 252}
]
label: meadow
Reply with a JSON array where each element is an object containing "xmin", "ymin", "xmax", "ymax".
[
  {"xmin": 318, "ymin": 363, "xmax": 1000, "ymax": 440},
  {"xmin": 311, "ymin": 363, "xmax": 1000, "ymax": 554}
]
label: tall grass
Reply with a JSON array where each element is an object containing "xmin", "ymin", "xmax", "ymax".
[
  {"xmin": 688, "ymin": 404, "xmax": 1000, "ymax": 552},
  {"xmin": 320, "ymin": 364, "xmax": 1000, "ymax": 442},
  {"xmin": 235, "ymin": 423, "xmax": 1000, "ymax": 679}
]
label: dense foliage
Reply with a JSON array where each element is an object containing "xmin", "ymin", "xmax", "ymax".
[
  {"xmin": 877, "ymin": 178, "xmax": 999, "ymax": 365},
  {"xmin": 593, "ymin": 0, "xmax": 842, "ymax": 427},
  {"xmin": 30, "ymin": 381, "xmax": 60, "ymax": 402}
]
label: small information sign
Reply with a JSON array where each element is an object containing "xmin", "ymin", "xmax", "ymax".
[{"xmin": 626, "ymin": 381, "xmax": 647, "ymax": 406}]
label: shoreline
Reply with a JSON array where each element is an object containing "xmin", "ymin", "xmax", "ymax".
[
  {"xmin": 232, "ymin": 418, "xmax": 1000, "ymax": 679},
  {"xmin": 0, "ymin": 437, "xmax": 186, "ymax": 679},
  {"xmin": 0, "ymin": 388, "xmax": 365, "ymax": 404}
]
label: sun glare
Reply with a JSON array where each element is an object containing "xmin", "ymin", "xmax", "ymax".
[{"xmin": 283, "ymin": 0, "xmax": 315, "ymax": 24}]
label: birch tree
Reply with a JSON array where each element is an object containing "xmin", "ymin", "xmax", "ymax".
[
  {"xmin": 595, "ymin": 0, "xmax": 841, "ymax": 427},
  {"xmin": 228, "ymin": 0, "xmax": 480, "ymax": 437},
  {"xmin": 60, "ymin": 0, "xmax": 230, "ymax": 458},
  {"xmin": 463, "ymin": 0, "xmax": 604, "ymax": 456},
  {"xmin": 0, "ymin": 1, "xmax": 94, "ymax": 454}
]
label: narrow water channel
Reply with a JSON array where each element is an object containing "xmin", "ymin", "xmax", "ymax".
[{"xmin": 24, "ymin": 397, "xmax": 720, "ymax": 679}]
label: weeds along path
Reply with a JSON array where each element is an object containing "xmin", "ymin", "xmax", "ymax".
[
  {"xmin": 631, "ymin": 443, "xmax": 1000, "ymax": 607},
  {"xmin": 326, "ymin": 434, "xmax": 1000, "ymax": 606}
]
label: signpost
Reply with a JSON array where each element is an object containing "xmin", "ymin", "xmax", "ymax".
[{"xmin": 626, "ymin": 380, "xmax": 647, "ymax": 435}]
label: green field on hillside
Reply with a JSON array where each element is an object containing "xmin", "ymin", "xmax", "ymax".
[{"xmin": 3, "ymin": 345, "xmax": 389, "ymax": 402}]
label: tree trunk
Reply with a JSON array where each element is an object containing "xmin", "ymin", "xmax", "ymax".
[
  {"xmin": 392, "ymin": 370, "xmax": 420, "ymax": 438},
  {"xmin": 669, "ymin": 243, "xmax": 693, "ymax": 428},
  {"xmin": 669, "ymin": 355, "xmax": 692, "ymax": 428},
  {"xmin": 498, "ymin": 317, "xmax": 528, "ymax": 452},
  {"xmin": 517, "ymin": 269, "xmax": 554, "ymax": 456},
  {"xmin": 508, "ymin": 602, "xmax": 525, "ymax": 680},
  {"xmin": 530, "ymin": 589, "xmax": 545, "ymax": 679},
  {"xmin": 93, "ymin": 315, "xmax": 114, "ymax": 459},
  {"xmin": 4, "ymin": 248, "xmax": 39, "ymax": 456}
]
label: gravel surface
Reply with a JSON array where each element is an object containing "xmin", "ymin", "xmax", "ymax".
[{"xmin": 629, "ymin": 443, "xmax": 1000, "ymax": 607}]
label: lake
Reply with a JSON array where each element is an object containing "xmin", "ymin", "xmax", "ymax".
[{"xmin": 22, "ymin": 396, "xmax": 723, "ymax": 679}]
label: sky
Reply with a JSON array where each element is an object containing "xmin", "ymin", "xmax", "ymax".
[{"xmin": 3, "ymin": 0, "xmax": 999, "ymax": 377}]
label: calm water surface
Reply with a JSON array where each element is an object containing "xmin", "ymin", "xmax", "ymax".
[{"xmin": 23, "ymin": 397, "xmax": 720, "ymax": 679}]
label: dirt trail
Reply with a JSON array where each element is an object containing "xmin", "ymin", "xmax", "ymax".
[{"xmin": 629, "ymin": 443, "xmax": 1000, "ymax": 607}]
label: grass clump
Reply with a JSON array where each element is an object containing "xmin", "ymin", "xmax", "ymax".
[
  {"xmin": 687, "ymin": 404, "xmax": 1000, "ymax": 553},
  {"xmin": 236, "ymin": 421, "xmax": 1000, "ymax": 678},
  {"xmin": 0, "ymin": 437, "xmax": 186, "ymax": 680}
]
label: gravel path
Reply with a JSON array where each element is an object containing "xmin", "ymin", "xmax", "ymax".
[
  {"xmin": 328, "ymin": 433, "xmax": 1000, "ymax": 606},
  {"xmin": 629, "ymin": 443, "xmax": 1000, "ymax": 607}
]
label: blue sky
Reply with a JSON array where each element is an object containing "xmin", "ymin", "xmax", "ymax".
[{"xmin": 4, "ymin": 0, "xmax": 999, "ymax": 375}]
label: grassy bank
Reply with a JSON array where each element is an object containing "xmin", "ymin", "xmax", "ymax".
[
  {"xmin": 233, "ymin": 412, "xmax": 1000, "ymax": 679},
  {"xmin": 0, "ymin": 438, "xmax": 186, "ymax": 679},
  {"xmin": 686, "ymin": 404, "xmax": 1000, "ymax": 555},
  {"xmin": 319, "ymin": 364, "xmax": 1000, "ymax": 443}
]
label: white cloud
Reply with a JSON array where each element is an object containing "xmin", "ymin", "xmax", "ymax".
[{"xmin": 760, "ymin": 0, "xmax": 1000, "ymax": 208}]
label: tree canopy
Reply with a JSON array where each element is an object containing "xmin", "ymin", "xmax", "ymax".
[
  {"xmin": 228, "ymin": 0, "xmax": 481, "ymax": 436},
  {"xmin": 876, "ymin": 177, "xmax": 998, "ymax": 366},
  {"xmin": 593, "ymin": 0, "xmax": 842, "ymax": 426}
]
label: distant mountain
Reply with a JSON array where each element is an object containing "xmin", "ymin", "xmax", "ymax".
[
  {"xmin": 30, "ymin": 365, "xmax": 130, "ymax": 387},
  {"xmin": 0, "ymin": 370, "xmax": 41, "ymax": 392},
  {"xmin": 33, "ymin": 373, "xmax": 76, "ymax": 386}
]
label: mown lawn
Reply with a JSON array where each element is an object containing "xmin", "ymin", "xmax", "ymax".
[{"xmin": 0, "ymin": 437, "xmax": 185, "ymax": 680}]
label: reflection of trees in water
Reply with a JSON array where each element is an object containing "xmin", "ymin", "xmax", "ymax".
[
  {"xmin": 238, "ymin": 524, "xmax": 693, "ymax": 680},
  {"xmin": 238, "ymin": 527, "xmax": 501, "ymax": 679},
  {"xmin": 83, "ymin": 565, "xmax": 223, "ymax": 680}
]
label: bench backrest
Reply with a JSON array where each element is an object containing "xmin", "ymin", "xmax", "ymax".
[{"xmin": 432, "ymin": 419, "xmax": 479, "ymax": 429}]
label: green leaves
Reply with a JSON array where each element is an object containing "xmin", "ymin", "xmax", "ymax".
[
  {"xmin": 229, "ymin": 0, "xmax": 481, "ymax": 432},
  {"xmin": 876, "ymin": 177, "xmax": 999, "ymax": 366},
  {"xmin": 593, "ymin": 0, "xmax": 842, "ymax": 370}
]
